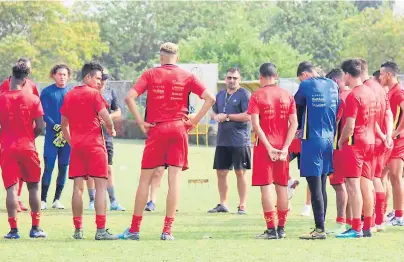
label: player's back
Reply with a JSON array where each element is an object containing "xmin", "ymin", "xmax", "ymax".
[
  {"xmin": 252, "ymin": 85, "xmax": 295, "ymax": 147},
  {"xmin": 61, "ymin": 85, "xmax": 106, "ymax": 148},
  {"xmin": 296, "ymin": 77, "xmax": 339, "ymax": 140},
  {"xmin": 0, "ymin": 90, "xmax": 41, "ymax": 151}
]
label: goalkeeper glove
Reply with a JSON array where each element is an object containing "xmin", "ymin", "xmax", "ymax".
[
  {"xmin": 53, "ymin": 131, "xmax": 67, "ymax": 148},
  {"xmin": 53, "ymin": 124, "xmax": 62, "ymax": 132}
]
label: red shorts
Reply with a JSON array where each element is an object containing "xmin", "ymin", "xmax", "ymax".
[
  {"xmin": 142, "ymin": 120, "xmax": 189, "ymax": 170},
  {"xmin": 389, "ymin": 138, "xmax": 404, "ymax": 161},
  {"xmin": 329, "ymin": 150, "xmax": 345, "ymax": 185},
  {"xmin": 289, "ymin": 138, "xmax": 301, "ymax": 154},
  {"xmin": 69, "ymin": 145, "xmax": 108, "ymax": 179},
  {"xmin": 252, "ymin": 144, "xmax": 289, "ymax": 186},
  {"xmin": 0, "ymin": 150, "xmax": 41, "ymax": 189},
  {"xmin": 341, "ymin": 144, "xmax": 374, "ymax": 180},
  {"xmin": 374, "ymin": 144, "xmax": 390, "ymax": 178}
]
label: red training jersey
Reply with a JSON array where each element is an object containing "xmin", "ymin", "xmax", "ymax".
[
  {"xmin": 364, "ymin": 78, "xmax": 391, "ymax": 145},
  {"xmin": 132, "ymin": 64, "xmax": 206, "ymax": 123},
  {"xmin": 0, "ymin": 90, "xmax": 43, "ymax": 151},
  {"xmin": 0, "ymin": 77, "xmax": 39, "ymax": 97},
  {"xmin": 247, "ymin": 85, "xmax": 296, "ymax": 148},
  {"xmin": 342, "ymin": 85, "xmax": 377, "ymax": 146},
  {"xmin": 60, "ymin": 85, "xmax": 108, "ymax": 148},
  {"xmin": 334, "ymin": 89, "xmax": 351, "ymax": 149},
  {"xmin": 388, "ymin": 83, "xmax": 404, "ymax": 138}
]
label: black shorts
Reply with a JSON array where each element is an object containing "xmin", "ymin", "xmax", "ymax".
[
  {"xmin": 213, "ymin": 146, "xmax": 251, "ymax": 170},
  {"xmin": 105, "ymin": 141, "xmax": 114, "ymax": 165}
]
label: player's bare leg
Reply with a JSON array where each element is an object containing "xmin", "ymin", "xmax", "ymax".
[
  {"xmin": 108, "ymin": 165, "xmax": 125, "ymax": 211},
  {"xmin": 256, "ymin": 185, "xmax": 278, "ymax": 239},
  {"xmin": 373, "ymin": 177, "xmax": 386, "ymax": 231},
  {"xmin": 27, "ymin": 182, "xmax": 47, "ymax": 238},
  {"xmin": 275, "ymin": 184, "xmax": 289, "ymax": 238},
  {"xmin": 301, "ymin": 185, "xmax": 311, "ymax": 216},
  {"xmin": 208, "ymin": 169, "xmax": 230, "ymax": 213},
  {"xmin": 72, "ymin": 177, "xmax": 85, "ymax": 239},
  {"xmin": 86, "ymin": 177, "xmax": 95, "ymax": 210},
  {"xmin": 361, "ymin": 177, "xmax": 374, "ymax": 237},
  {"xmin": 4, "ymin": 184, "xmax": 20, "ymax": 239},
  {"xmin": 331, "ymin": 183, "xmax": 348, "ymax": 233},
  {"xmin": 235, "ymin": 169, "xmax": 247, "ymax": 214},
  {"xmin": 337, "ymin": 178, "xmax": 362, "ymax": 238},
  {"xmin": 145, "ymin": 167, "xmax": 164, "ymax": 211},
  {"xmin": 387, "ymin": 159, "xmax": 404, "ymax": 225},
  {"xmin": 17, "ymin": 179, "xmax": 27, "ymax": 212},
  {"xmin": 346, "ymin": 200, "xmax": 352, "ymax": 229}
]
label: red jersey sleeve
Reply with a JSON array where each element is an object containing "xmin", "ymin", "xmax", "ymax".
[
  {"xmin": 289, "ymin": 96, "xmax": 297, "ymax": 115},
  {"xmin": 247, "ymin": 93, "xmax": 259, "ymax": 115},
  {"xmin": 395, "ymin": 90, "xmax": 404, "ymax": 107},
  {"xmin": 32, "ymin": 84, "xmax": 39, "ymax": 97},
  {"xmin": 31, "ymin": 97, "xmax": 44, "ymax": 118},
  {"xmin": 0, "ymin": 78, "xmax": 9, "ymax": 93},
  {"xmin": 188, "ymin": 75, "xmax": 206, "ymax": 98},
  {"xmin": 344, "ymin": 93, "xmax": 359, "ymax": 119},
  {"xmin": 94, "ymin": 91, "xmax": 108, "ymax": 113},
  {"xmin": 132, "ymin": 71, "xmax": 149, "ymax": 96}
]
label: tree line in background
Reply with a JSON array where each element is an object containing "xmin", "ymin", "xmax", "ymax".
[{"xmin": 0, "ymin": 0, "xmax": 401, "ymax": 82}]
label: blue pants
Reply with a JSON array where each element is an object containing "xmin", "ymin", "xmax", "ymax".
[
  {"xmin": 42, "ymin": 138, "xmax": 71, "ymax": 186},
  {"xmin": 300, "ymin": 138, "xmax": 333, "ymax": 177}
]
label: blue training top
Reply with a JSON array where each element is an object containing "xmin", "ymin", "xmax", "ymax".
[{"xmin": 294, "ymin": 77, "xmax": 339, "ymax": 140}]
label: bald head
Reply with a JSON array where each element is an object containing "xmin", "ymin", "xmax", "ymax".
[{"xmin": 159, "ymin": 42, "xmax": 179, "ymax": 65}]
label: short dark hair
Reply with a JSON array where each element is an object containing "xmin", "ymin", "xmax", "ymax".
[
  {"xmin": 12, "ymin": 62, "xmax": 31, "ymax": 80},
  {"xmin": 259, "ymin": 62, "xmax": 277, "ymax": 77},
  {"xmin": 373, "ymin": 70, "xmax": 380, "ymax": 78},
  {"xmin": 381, "ymin": 61, "xmax": 399, "ymax": 76},
  {"xmin": 359, "ymin": 58, "xmax": 368, "ymax": 72},
  {"xmin": 50, "ymin": 64, "xmax": 71, "ymax": 78},
  {"xmin": 81, "ymin": 61, "xmax": 103, "ymax": 80},
  {"xmin": 227, "ymin": 67, "xmax": 241, "ymax": 75},
  {"xmin": 341, "ymin": 59, "xmax": 361, "ymax": 78},
  {"xmin": 325, "ymin": 68, "xmax": 344, "ymax": 81},
  {"xmin": 17, "ymin": 57, "xmax": 30, "ymax": 64},
  {"xmin": 297, "ymin": 61, "xmax": 313, "ymax": 77}
]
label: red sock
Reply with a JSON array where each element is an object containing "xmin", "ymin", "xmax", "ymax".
[
  {"xmin": 73, "ymin": 216, "xmax": 82, "ymax": 229},
  {"xmin": 395, "ymin": 210, "xmax": 403, "ymax": 218},
  {"xmin": 162, "ymin": 216, "xmax": 174, "ymax": 234},
  {"xmin": 264, "ymin": 211, "xmax": 276, "ymax": 229},
  {"xmin": 8, "ymin": 217, "xmax": 17, "ymax": 229},
  {"xmin": 277, "ymin": 209, "xmax": 288, "ymax": 227},
  {"xmin": 346, "ymin": 218, "xmax": 352, "ymax": 226},
  {"xmin": 31, "ymin": 212, "xmax": 40, "ymax": 227},
  {"xmin": 18, "ymin": 179, "xmax": 23, "ymax": 197},
  {"xmin": 336, "ymin": 217, "xmax": 346, "ymax": 224},
  {"xmin": 352, "ymin": 218, "xmax": 361, "ymax": 232},
  {"xmin": 95, "ymin": 215, "xmax": 106, "ymax": 229},
  {"xmin": 129, "ymin": 215, "xmax": 142, "ymax": 233},
  {"xmin": 375, "ymin": 192, "xmax": 386, "ymax": 225},
  {"xmin": 363, "ymin": 216, "xmax": 372, "ymax": 231}
]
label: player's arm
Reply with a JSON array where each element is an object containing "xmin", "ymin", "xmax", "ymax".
[
  {"xmin": 125, "ymin": 89, "xmax": 146, "ymax": 126},
  {"xmin": 33, "ymin": 116, "xmax": 44, "ymax": 138},
  {"xmin": 98, "ymin": 108, "xmax": 115, "ymax": 136},
  {"xmin": 109, "ymin": 89, "xmax": 121, "ymax": 121},
  {"xmin": 392, "ymin": 101, "xmax": 404, "ymax": 138},
  {"xmin": 294, "ymin": 84, "xmax": 306, "ymax": 130},
  {"xmin": 251, "ymin": 114, "xmax": 272, "ymax": 149},
  {"xmin": 227, "ymin": 91, "xmax": 251, "ymax": 122},
  {"xmin": 375, "ymin": 122, "xmax": 386, "ymax": 141},
  {"xmin": 190, "ymin": 90, "xmax": 215, "ymax": 125},
  {"xmin": 211, "ymin": 94, "xmax": 220, "ymax": 121},
  {"xmin": 40, "ymin": 92, "xmax": 57, "ymax": 129},
  {"xmin": 339, "ymin": 117, "xmax": 355, "ymax": 147},
  {"xmin": 61, "ymin": 116, "xmax": 71, "ymax": 145}
]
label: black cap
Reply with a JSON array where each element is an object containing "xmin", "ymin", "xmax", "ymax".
[{"xmin": 102, "ymin": 73, "xmax": 109, "ymax": 81}]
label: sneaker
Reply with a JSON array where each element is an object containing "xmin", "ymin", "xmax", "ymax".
[
  {"xmin": 4, "ymin": 229, "xmax": 20, "ymax": 239},
  {"xmin": 386, "ymin": 210, "xmax": 395, "ymax": 219},
  {"xmin": 88, "ymin": 200, "xmax": 95, "ymax": 211},
  {"xmin": 328, "ymin": 222, "xmax": 346, "ymax": 234},
  {"xmin": 255, "ymin": 228, "xmax": 278, "ymax": 240},
  {"xmin": 299, "ymin": 228, "xmax": 327, "ymax": 240},
  {"xmin": 118, "ymin": 228, "xmax": 140, "ymax": 240},
  {"xmin": 29, "ymin": 227, "xmax": 47, "ymax": 238},
  {"xmin": 145, "ymin": 201, "xmax": 155, "ymax": 211},
  {"xmin": 363, "ymin": 229, "xmax": 372, "ymax": 237},
  {"xmin": 288, "ymin": 179, "xmax": 300, "ymax": 200},
  {"xmin": 301, "ymin": 205, "xmax": 311, "ymax": 216},
  {"xmin": 376, "ymin": 224, "xmax": 386, "ymax": 232},
  {"xmin": 95, "ymin": 228, "xmax": 118, "ymax": 240},
  {"xmin": 335, "ymin": 228, "xmax": 362, "ymax": 238},
  {"xmin": 41, "ymin": 201, "xmax": 47, "ymax": 210},
  {"xmin": 277, "ymin": 227, "xmax": 286, "ymax": 239},
  {"xmin": 161, "ymin": 232, "xmax": 175, "ymax": 240},
  {"xmin": 110, "ymin": 201, "xmax": 126, "ymax": 211},
  {"xmin": 237, "ymin": 206, "xmax": 246, "ymax": 215},
  {"xmin": 52, "ymin": 200, "xmax": 65, "ymax": 209},
  {"xmin": 387, "ymin": 217, "xmax": 404, "ymax": 226},
  {"xmin": 73, "ymin": 228, "xmax": 84, "ymax": 239},
  {"xmin": 18, "ymin": 201, "xmax": 28, "ymax": 212},
  {"xmin": 207, "ymin": 204, "xmax": 228, "ymax": 213}
]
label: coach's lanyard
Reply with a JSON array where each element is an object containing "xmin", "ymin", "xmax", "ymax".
[{"xmin": 223, "ymin": 91, "xmax": 235, "ymax": 113}]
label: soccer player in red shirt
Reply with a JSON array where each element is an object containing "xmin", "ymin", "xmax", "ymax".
[
  {"xmin": 0, "ymin": 62, "xmax": 46, "ymax": 239},
  {"xmin": 0, "ymin": 57, "xmax": 39, "ymax": 212},
  {"xmin": 61, "ymin": 62, "xmax": 118, "ymax": 240},
  {"xmin": 248, "ymin": 63, "xmax": 298, "ymax": 239},
  {"xmin": 120, "ymin": 42, "xmax": 215, "ymax": 241},
  {"xmin": 336, "ymin": 59, "xmax": 377, "ymax": 238},
  {"xmin": 360, "ymin": 60, "xmax": 393, "ymax": 231},
  {"xmin": 380, "ymin": 61, "xmax": 404, "ymax": 226}
]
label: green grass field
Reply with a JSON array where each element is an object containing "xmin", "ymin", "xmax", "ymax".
[{"xmin": 1, "ymin": 136, "xmax": 404, "ymax": 261}]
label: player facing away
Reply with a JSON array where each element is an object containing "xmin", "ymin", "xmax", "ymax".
[
  {"xmin": 0, "ymin": 62, "xmax": 47, "ymax": 239},
  {"xmin": 0, "ymin": 57, "xmax": 39, "ymax": 212},
  {"xmin": 86, "ymin": 68, "xmax": 126, "ymax": 211},
  {"xmin": 360, "ymin": 60, "xmax": 393, "ymax": 231},
  {"xmin": 325, "ymin": 68, "xmax": 351, "ymax": 233},
  {"xmin": 295, "ymin": 62, "xmax": 339, "ymax": 240},
  {"xmin": 40, "ymin": 64, "xmax": 72, "ymax": 210},
  {"xmin": 120, "ymin": 42, "xmax": 215, "ymax": 241},
  {"xmin": 380, "ymin": 61, "xmax": 404, "ymax": 226},
  {"xmin": 209, "ymin": 67, "xmax": 251, "ymax": 215},
  {"xmin": 336, "ymin": 59, "xmax": 377, "ymax": 238},
  {"xmin": 60, "ymin": 62, "xmax": 118, "ymax": 240},
  {"xmin": 248, "ymin": 63, "xmax": 298, "ymax": 239}
]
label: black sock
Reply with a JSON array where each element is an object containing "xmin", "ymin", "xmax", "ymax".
[
  {"xmin": 53, "ymin": 184, "xmax": 64, "ymax": 202},
  {"xmin": 41, "ymin": 184, "xmax": 50, "ymax": 202}
]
